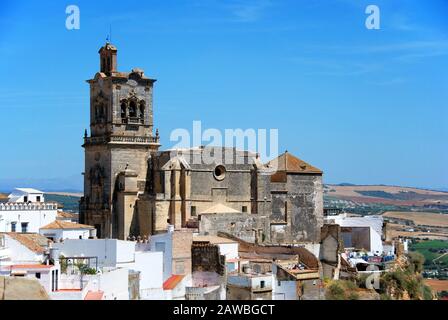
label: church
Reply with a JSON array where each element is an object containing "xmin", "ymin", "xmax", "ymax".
[{"xmin": 79, "ymin": 43, "xmax": 324, "ymax": 244}]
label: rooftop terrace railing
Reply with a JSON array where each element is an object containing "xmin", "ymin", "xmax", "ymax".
[
  {"xmin": 84, "ymin": 135, "xmax": 160, "ymax": 145},
  {"xmin": 0, "ymin": 203, "xmax": 58, "ymax": 211}
]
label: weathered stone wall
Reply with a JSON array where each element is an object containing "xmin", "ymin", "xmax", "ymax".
[
  {"xmin": 199, "ymin": 213, "xmax": 270, "ymax": 243},
  {"xmin": 192, "ymin": 242, "xmax": 225, "ymax": 275},
  {"xmin": 172, "ymin": 231, "xmax": 193, "ymax": 275},
  {"xmin": 266, "ymin": 174, "xmax": 323, "ymax": 243}
]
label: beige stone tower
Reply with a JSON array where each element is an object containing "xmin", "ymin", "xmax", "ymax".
[{"xmin": 79, "ymin": 43, "xmax": 160, "ymax": 239}]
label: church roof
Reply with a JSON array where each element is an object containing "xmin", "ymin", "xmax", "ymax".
[
  {"xmin": 200, "ymin": 203, "xmax": 240, "ymax": 215},
  {"xmin": 265, "ymin": 151, "xmax": 322, "ymax": 174}
]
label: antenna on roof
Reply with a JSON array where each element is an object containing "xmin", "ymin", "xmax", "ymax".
[{"xmin": 106, "ymin": 24, "xmax": 112, "ymax": 43}]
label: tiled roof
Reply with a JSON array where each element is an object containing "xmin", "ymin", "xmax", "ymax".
[
  {"xmin": 84, "ymin": 290, "xmax": 104, "ymax": 300},
  {"xmin": 265, "ymin": 151, "xmax": 322, "ymax": 174},
  {"xmin": 40, "ymin": 221, "xmax": 94, "ymax": 230},
  {"xmin": 57, "ymin": 211, "xmax": 77, "ymax": 219},
  {"xmin": 2, "ymin": 232, "xmax": 49, "ymax": 254},
  {"xmin": 163, "ymin": 275, "xmax": 185, "ymax": 290},
  {"xmin": 8, "ymin": 264, "xmax": 53, "ymax": 270}
]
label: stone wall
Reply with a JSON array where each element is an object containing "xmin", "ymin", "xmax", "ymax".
[
  {"xmin": 192, "ymin": 242, "xmax": 225, "ymax": 275},
  {"xmin": 199, "ymin": 213, "xmax": 270, "ymax": 243}
]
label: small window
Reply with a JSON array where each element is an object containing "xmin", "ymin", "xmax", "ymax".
[
  {"xmin": 129, "ymin": 101, "xmax": 137, "ymax": 118},
  {"xmin": 260, "ymin": 280, "xmax": 265, "ymax": 289},
  {"xmin": 191, "ymin": 206, "xmax": 197, "ymax": 217},
  {"xmin": 121, "ymin": 102, "xmax": 127, "ymax": 119},
  {"xmin": 242, "ymin": 206, "xmax": 247, "ymax": 213},
  {"xmin": 21, "ymin": 222, "xmax": 29, "ymax": 233},
  {"xmin": 36, "ymin": 196, "xmax": 41, "ymax": 202},
  {"xmin": 23, "ymin": 196, "xmax": 28, "ymax": 203},
  {"xmin": 277, "ymin": 280, "xmax": 281, "ymax": 286},
  {"xmin": 35, "ymin": 273, "xmax": 41, "ymax": 279},
  {"xmin": 11, "ymin": 222, "xmax": 17, "ymax": 232}
]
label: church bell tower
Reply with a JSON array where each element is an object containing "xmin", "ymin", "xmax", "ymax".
[{"xmin": 79, "ymin": 43, "xmax": 160, "ymax": 239}]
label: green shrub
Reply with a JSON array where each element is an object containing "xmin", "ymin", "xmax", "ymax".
[
  {"xmin": 421, "ymin": 285, "xmax": 433, "ymax": 300},
  {"xmin": 325, "ymin": 280, "xmax": 360, "ymax": 300},
  {"xmin": 325, "ymin": 282, "xmax": 346, "ymax": 300},
  {"xmin": 407, "ymin": 252, "xmax": 425, "ymax": 273},
  {"xmin": 348, "ymin": 292, "xmax": 360, "ymax": 300}
]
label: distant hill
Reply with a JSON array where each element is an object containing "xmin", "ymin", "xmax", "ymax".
[
  {"xmin": 0, "ymin": 175, "xmax": 82, "ymax": 194},
  {"xmin": 324, "ymin": 184, "xmax": 448, "ymax": 215}
]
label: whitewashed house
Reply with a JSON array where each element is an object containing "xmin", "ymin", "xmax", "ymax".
[
  {"xmin": 8, "ymin": 188, "xmax": 45, "ymax": 203},
  {"xmin": 53, "ymin": 238, "xmax": 165, "ymax": 300},
  {"xmin": 324, "ymin": 213, "xmax": 384, "ymax": 254},
  {"xmin": 0, "ymin": 263, "xmax": 61, "ymax": 293},
  {"xmin": 0, "ymin": 188, "xmax": 58, "ymax": 233},
  {"xmin": 0, "ymin": 232, "xmax": 50, "ymax": 266},
  {"xmin": 39, "ymin": 221, "xmax": 96, "ymax": 242},
  {"xmin": 0, "ymin": 232, "xmax": 62, "ymax": 294}
]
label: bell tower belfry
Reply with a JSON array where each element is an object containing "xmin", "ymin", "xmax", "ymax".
[
  {"xmin": 80, "ymin": 42, "xmax": 160, "ymax": 239},
  {"xmin": 99, "ymin": 43, "xmax": 117, "ymax": 74}
]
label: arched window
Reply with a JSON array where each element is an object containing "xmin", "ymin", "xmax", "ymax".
[
  {"xmin": 121, "ymin": 101, "xmax": 127, "ymax": 119},
  {"xmin": 139, "ymin": 101, "xmax": 145, "ymax": 119},
  {"xmin": 95, "ymin": 103, "xmax": 105, "ymax": 123},
  {"xmin": 129, "ymin": 101, "xmax": 137, "ymax": 118}
]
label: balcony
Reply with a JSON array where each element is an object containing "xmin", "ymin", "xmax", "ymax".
[{"xmin": 84, "ymin": 135, "xmax": 160, "ymax": 145}]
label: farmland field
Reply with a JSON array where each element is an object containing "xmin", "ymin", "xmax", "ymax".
[
  {"xmin": 409, "ymin": 240, "xmax": 448, "ymax": 267},
  {"xmin": 383, "ymin": 211, "xmax": 448, "ymax": 227}
]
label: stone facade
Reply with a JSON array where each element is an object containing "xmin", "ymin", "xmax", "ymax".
[{"xmin": 80, "ymin": 43, "xmax": 324, "ymax": 244}]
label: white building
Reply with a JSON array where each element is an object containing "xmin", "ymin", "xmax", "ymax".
[
  {"xmin": 0, "ymin": 264, "xmax": 60, "ymax": 293},
  {"xmin": 39, "ymin": 221, "xmax": 96, "ymax": 242},
  {"xmin": 0, "ymin": 188, "xmax": 58, "ymax": 233},
  {"xmin": 53, "ymin": 238, "xmax": 164, "ymax": 300},
  {"xmin": 0, "ymin": 233, "xmax": 50, "ymax": 266},
  {"xmin": 324, "ymin": 213, "xmax": 384, "ymax": 254},
  {"xmin": 8, "ymin": 188, "xmax": 45, "ymax": 203},
  {"xmin": 0, "ymin": 232, "xmax": 62, "ymax": 295}
]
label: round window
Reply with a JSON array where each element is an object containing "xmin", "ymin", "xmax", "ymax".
[{"xmin": 213, "ymin": 165, "xmax": 226, "ymax": 181}]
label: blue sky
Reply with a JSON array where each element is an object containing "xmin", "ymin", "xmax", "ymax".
[{"xmin": 0, "ymin": 0, "xmax": 447, "ymax": 191}]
